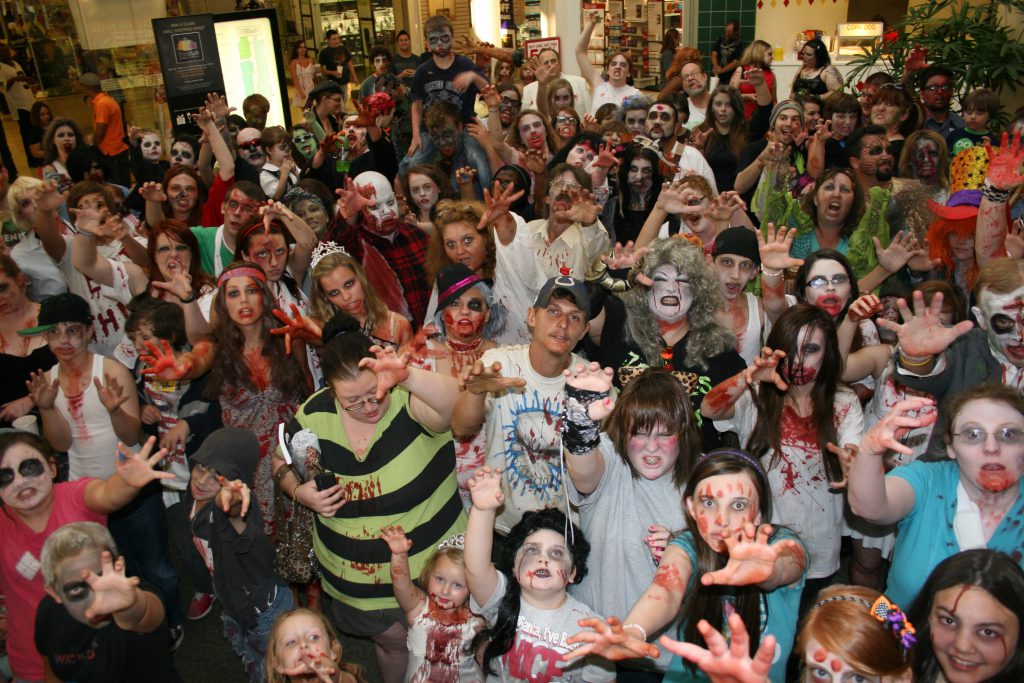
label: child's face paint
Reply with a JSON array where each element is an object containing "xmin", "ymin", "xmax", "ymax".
[
  {"xmin": 684, "ymin": 472, "xmax": 760, "ymax": 552},
  {"xmin": 626, "ymin": 422, "xmax": 679, "ymax": 480},
  {"xmin": 273, "ymin": 612, "xmax": 337, "ymax": 674},
  {"xmin": 426, "ymin": 555, "xmax": 470, "ymax": 612},
  {"xmin": 514, "ymin": 529, "xmax": 575, "ymax": 596}
]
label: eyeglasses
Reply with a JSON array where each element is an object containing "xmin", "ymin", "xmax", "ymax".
[
  {"xmin": 550, "ymin": 180, "xmax": 582, "ymax": 191},
  {"xmin": 955, "ymin": 426, "xmax": 1024, "ymax": 445},
  {"xmin": 806, "ymin": 274, "xmax": 850, "ymax": 289},
  {"xmin": 554, "ymin": 115, "xmax": 579, "ymax": 125},
  {"xmin": 0, "ymin": 458, "xmax": 46, "ymax": 488},
  {"xmin": 500, "ymin": 96, "xmax": 521, "ymax": 109},
  {"xmin": 340, "ymin": 396, "xmax": 382, "ymax": 412},
  {"xmin": 922, "ymin": 84, "xmax": 953, "ymax": 93}
]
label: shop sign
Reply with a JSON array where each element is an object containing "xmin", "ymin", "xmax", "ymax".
[
  {"xmin": 152, "ymin": 14, "xmax": 224, "ymax": 135},
  {"xmin": 500, "ymin": 0, "xmax": 514, "ymax": 29},
  {"xmin": 524, "ymin": 37, "xmax": 560, "ymax": 59}
]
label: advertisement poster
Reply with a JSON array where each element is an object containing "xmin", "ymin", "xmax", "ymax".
[
  {"xmin": 524, "ymin": 37, "xmax": 560, "ymax": 59},
  {"xmin": 152, "ymin": 14, "xmax": 224, "ymax": 134},
  {"xmin": 213, "ymin": 11, "xmax": 289, "ymax": 130}
]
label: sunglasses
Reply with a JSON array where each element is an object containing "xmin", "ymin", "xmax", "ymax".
[
  {"xmin": 238, "ymin": 140, "xmax": 262, "ymax": 150},
  {"xmin": 0, "ymin": 458, "xmax": 46, "ymax": 488},
  {"xmin": 555, "ymin": 115, "xmax": 579, "ymax": 125}
]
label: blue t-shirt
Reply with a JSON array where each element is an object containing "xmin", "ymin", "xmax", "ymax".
[
  {"xmin": 410, "ymin": 54, "xmax": 483, "ymax": 123},
  {"xmin": 887, "ymin": 459, "xmax": 1024, "ymax": 607},
  {"xmin": 663, "ymin": 530, "xmax": 806, "ymax": 683}
]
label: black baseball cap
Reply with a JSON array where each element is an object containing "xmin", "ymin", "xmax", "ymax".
[
  {"xmin": 18, "ymin": 293, "xmax": 92, "ymax": 336},
  {"xmin": 534, "ymin": 275, "xmax": 590, "ymax": 318}
]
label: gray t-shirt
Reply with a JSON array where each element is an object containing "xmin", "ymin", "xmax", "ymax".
[
  {"xmin": 567, "ymin": 436, "xmax": 687, "ymax": 670},
  {"xmin": 472, "ymin": 572, "xmax": 615, "ymax": 682}
]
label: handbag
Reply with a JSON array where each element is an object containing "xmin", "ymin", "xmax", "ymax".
[{"xmin": 272, "ymin": 463, "xmax": 320, "ymax": 584}]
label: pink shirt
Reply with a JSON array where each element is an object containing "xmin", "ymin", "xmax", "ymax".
[{"xmin": 0, "ymin": 479, "xmax": 105, "ymax": 680}]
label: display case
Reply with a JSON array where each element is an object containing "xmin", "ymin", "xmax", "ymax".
[{"xmin": 318, "ymin": 0, "xmax": 366, "ymax": 79}]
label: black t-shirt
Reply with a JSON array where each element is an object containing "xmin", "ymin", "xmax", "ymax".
[
  {"xmin": 712, "ymin": 37, "xmax": 745, "ymax": 83},
  {"xmin": 0, "ymin": 344, "xmax": 55, "ymax": 429},
  {"xmin": 411, "ymin": 54, "xmax": 484, "ymax": 123},
  {"xmin": 35, "ymin": 585, "xmax": 182, "ymax": 683},
  {"xmin": 589, "ymin": 296, "xmax": 747, "ymax": 451},
  {"xmin": 318, "ymin": 46, "xmax": 348, "ymax": 85}
]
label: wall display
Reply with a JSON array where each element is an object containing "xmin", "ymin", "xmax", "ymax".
[
  {"xmin": 153, "ymin": 13, "xmax": 224, "ymax": 134},
  {"xmin": 523, "ymin": 37, "xmax": 559, "ymax": 59},
  {"xmin": 214, "ymin": 10, "xmax": 291, "ymax": 130}
]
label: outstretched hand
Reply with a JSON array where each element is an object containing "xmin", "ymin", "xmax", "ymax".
[
  {"xmin": 467, "ymin": 467, "xmax": 505, "ymax": 511},
  {"xmin": 81, "ymin": 551, "xmax": 142, "ymax": 621},
  {"xmin": 478, "ymin": 181, "xmax": 525, "ymax": 230},
  {"xmin": 744, "ymin": 347, "xmax": 788, "ymax": 391},
  {"xmin": 564, "ymin": 616, "xmax": 660, "ymax": 662},
  {"xmin": 215, "ymin": 476, "xmax": 251, "ymax": 517},
  {"xmin": 271, "ymin": 304, "xmax": 323, "ymax": 355},
  {"xmin": 757, "ymin": 223, "xmax": 803, "ymax": 273},
  {"xmin": 825, "ymin": 442, "xmax": 857, "ymax": 490},
  {"xmin": 358, "ymin": 345, "xmax": 411, "ymax": 399},
  {"xmin": 563, "ymin": 363, "xmax": 615, "ymax": 420},
  {"xmin": 601, "ymin": 241, "xmax": 648, "ymax": 270},
  {"xmin": 140, "ymin": 340, "xmax": 193, "ymax": 380},
  {"xmin": 986, "ymin": 130, "xmax": 1024, "ymax": 191},
  {"xmin": 876, "ymin": 291, "xmax": 973, "ymax": 359},
  {"xmin": 114, "ymin": 436, "xmax": 175, "ymax": 488},
  {"xmin": 335, "ymin": 177, "xmax": 377, "ymax": 220},
  {"xmin": 380, "ymin": 525, "xmax": 414, "ymax": 555},
  {"xmin": 859, "ymin": 396, "xmax": 938, "ymax": 458},
  {"xmin": 701, "ymin": 523, "xmax": 803, "ymax": 587},
  {"xmin": 659, "ymin": 613, "xmax": 775, "ymax": 683},
  {"xmin": 552, "ymin": 188, "xmax": 602, "ymax": 225},
  {"xmin": 460, "ymin": 360, "xmax": 527, "ymax": 395}
]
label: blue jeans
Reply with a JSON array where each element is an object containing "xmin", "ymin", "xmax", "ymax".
[
  {"xmin": 109, "ymin": 485, "xmax": 184, "ymax": 627},
  {"xmin": 221, "ymin": 584, "xmax": 295, "ymax": 683},
  {"xmin": 399, "ymin": 129, "xmax": 492, "ymax": 200}
]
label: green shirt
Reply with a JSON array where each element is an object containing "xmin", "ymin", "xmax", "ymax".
[{"xmin": 190, "ymin": 225, "xmax": 235, "ymax": 277}]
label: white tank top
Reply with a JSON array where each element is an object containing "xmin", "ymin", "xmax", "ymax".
[
  {"xmin": 735, "ymin": 293, "xmax": 764, "ymax": 365},
  {"xmin": 52, "ymin": 354, "xmax": 124, "ymax": 481}
]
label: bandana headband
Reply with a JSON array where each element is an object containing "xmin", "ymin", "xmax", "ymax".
[
  {"xmin": 218, "ymin": 266, "xmax": 267, "ymax": 288},
  {"xmin": 439, "ymin": 274, "xmax": 483, "ymax": 307}
]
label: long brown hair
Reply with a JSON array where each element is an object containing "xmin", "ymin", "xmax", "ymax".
[
  {"xmin": 745, "ymin": 304, "xmax": 844, "ymax": 483},
  {"xmin": 426, "ymin": 200, "xmax": 496, "ymax": 285},
  {"xmin": 205, "ymin": 261, "xmax": 304, "ymax": 400},
  {"xmin": 309, "ymin": 250, "xmax": 389, "ymax": 332},
  {"xmin": 147, "ymin": 219, "xmax": 214, "ymax": 294}
]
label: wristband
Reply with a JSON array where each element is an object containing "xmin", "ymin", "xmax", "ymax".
[
  {"xmin": 898, "ymin": 352, "xmax": 932, "ymax": 368},
  {"xmin": 761, "ymin": 267, "xmax": 783, "ymax": 278},
  {"xmin": 562, "ymin": 384, "xmax": 608, "ymax": 456},
  {"xmin": 983, "ymin": 179, "xmax": 1011, "ymax": 203},
  {"xmin": 623, "ymin": 623, "xmax": 648, "ymax": 642},
  {"xmin": 179, "ymin": 289, "xmax": 197, "ymax": 304}
]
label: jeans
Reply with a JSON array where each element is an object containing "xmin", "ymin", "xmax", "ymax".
[
  {"xmin": 221, "ymin": 584, "xmax": 295, "ymax": 682},
  {"xmin": 109, "ymin": 486, "xmax": 184, "ymax": 626},
  {"xmin": 398, "ymin": 129, "xmax": 492, "ymax": 200}
]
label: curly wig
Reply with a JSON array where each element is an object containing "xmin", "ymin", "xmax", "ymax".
[{"xmin": 620, "ymin": 237, "xmax": 735, "ymax": 372}]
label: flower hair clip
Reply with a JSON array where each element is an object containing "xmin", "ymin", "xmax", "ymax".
[
  {"xmin": 870, "ymin": 595, "xmax": 917, "ymax": 655},
  {"xmin": 311, "ymin": 241, "xmax": 350, "ymax": 269},
  {"xmin": 437, "ymin": 533, "xmax": 465, "ymax": 551}
]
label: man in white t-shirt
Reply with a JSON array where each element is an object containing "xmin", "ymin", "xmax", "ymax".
[
  {"xmin": 521, "ymin": 48, "xmax": 592, "ymax": 117},
  {"xmin": 680, "ymin": 61, "xmax": 711, "ymax": 130},
  {"xmin": 452, "ymin": 276, "xmax": 591, "ymax": 533}
]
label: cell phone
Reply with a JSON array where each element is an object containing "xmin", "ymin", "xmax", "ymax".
[{"xmin": 314, "ymin": 472, "xmax": 336, "ymax": 491}]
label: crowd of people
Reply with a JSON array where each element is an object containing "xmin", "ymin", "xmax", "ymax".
[{"xmin": 2, "ymin": 9, "xmax": 1024, "ymax": 683}]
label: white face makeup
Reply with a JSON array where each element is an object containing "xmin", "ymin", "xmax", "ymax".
[
  {"xmin": 712, "ymin": 93, "xmax": 735, "ymax": 128},
  {"xmin": 712, "ymin": 254, "xmax": 758, "ymax": 300},
  {"xmin": 427, "ymin": 29, "xmax": 453, "ymax": 58},
  {"xmin": 343, "ymin": 117, "xmax": 369, "ymax": 156},
  {"xmin": 355, "ymin": 171, "xmax": 399, "ymax": 236},
  {"xmin": 803, "ymin": 258, "xmax": 852, "ymax": 319},
  {"xmin": 912, "ymin": 138, "xmax": 940, "ymax": 181},
  {"xmin": 514, "ymin": 528, "xmax": 575, "ymax": 596},
  {"xmin": 646, "ymin": 104, "xmax": 675, "ymax": 140},
  {"xmin": 647, "ymin": 264, "xmax": 692, "ymax": 324},
  {"xmin": 169, "ymin": 141, "xmax": 196, "ymax": 167},
  {"xmin": 407, "ymin": 172, "xmax": 440, "ymax": 212},
  {"xmin": 566, "ymin": 143, "xmax": 596, "ymax": 169},
  {"xmin": 0, "ymin": 443, "xmax": 53, "ymax": 514},
  {"xmin": 236, "ymin": 128, "xmax": 265, "ymax": 169},
  {"xmin": 627, "ymin": 157, "xmax": 654, "ymax": 197},
  {"xmin": 140, "ymin": 133, "xmax": 162, "ymax": 162},
  {"xmin": 624, "ymin": 109, "xmax": 647, "ymax": 136},
  {"xmin": 976, "ymin": 287, "xmax": 1024, "ymax": 367}
]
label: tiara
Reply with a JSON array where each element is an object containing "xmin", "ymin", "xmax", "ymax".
[
  {"xmin": 814, "ymin": 594, "xmax": 917, "ymax": 657},
  {"xmin": 311, "ymin": 241, "xmax": 350, "ymax": 268},
  {"xmin": 438, "ymin": 533, "xmax": 465, "ymax": 551}
]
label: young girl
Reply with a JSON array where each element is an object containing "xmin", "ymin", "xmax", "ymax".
[
  {"xmin": 562, "ymin": 364, "xmax": 700, "ymax": 674},
  {"xmin": 465, "ymin": 469, "xmax": 614, "ymax": 681},
  {"xmin": 662, "ymin": 583, "xmax": 916, "ymax": 682},
  {"xmin": 266, "ymin": 608, "xmax": 366, "ymax": 683},
  {"xmin": 908, "ymin": 549, "xmax": 1024, "ymax": 683},
  {"xmin": 403, "ymin": 163, "xmax": 454, "ymax": 234},
  {"xmin": 380, "ymin": 526, "xmax": 484, "ymax": 681},
  {"xmin": 565, "ymin": 449, "xmax": 807, "ymax": 683},
  {"xmin": 702, "ymin": 304, "xmax": 862, "ymax": 605}
]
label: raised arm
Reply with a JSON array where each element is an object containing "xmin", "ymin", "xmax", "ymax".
[
  {"xmin": 562, "ymin": 363, "xmax": 615, "ymax": 495},
  {"xmin": 197, "ymin": 100, "xmax": 235, "ymax": 181},
  {"xmin": 262, "ymin": 201, "xmax": 316, "ymax": 284},
  {"xmin": 701, "ymin": 348, "xmax": 787, "ymax": 421},
  {"xmin": 83, "ymin": 437, "xmax": 175, "ymax": 514},
  {"xmin": 848, "ymin": 398, "xmax": 934, "ymax": 524},
  {"xmin": 380, "ymin": 525, "xmax": 427, "ymax": 617},
  {"xmin": 70, "ymin": 207, "xmax": 148, "ymax": 294},
  {"xmin": 575, "ymin": 12, "xmax": 603, "ymax": 88},
  {"xmin": 876, "ymin": 290, "xmax": 973, "ymax": 377},
  {"xmin": 976, "ymin": 131, "xmax": 1024, "ymax": 265},
  {"xmin": 30, "ymin": 181, "xmax": 70, "ymax": 263},
  {"xmin": 756, "ymin": 223, "xmax": 801, "ymax": 324},
  {"xmin": 465, "ymin": 467, "xmax": 504, "ymax": 606}
]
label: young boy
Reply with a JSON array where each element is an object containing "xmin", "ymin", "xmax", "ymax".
[
  {"xmin": 947, "ymin": 87, "xmax": 999, "ymax": 158},
  {"xmin": 36, "ymin": 522, "xmax": 180, "ymax": 683},
  {"xmin": 126, "ymin": 296, "xmax": 221, "ymax": 620},
  {"xmin": 259, "ymin": 126, "xmax": 299, "ymax": 201},
  {"xmin": 186, "ymin": 428, "xmax": 293, "ymax": 682}
]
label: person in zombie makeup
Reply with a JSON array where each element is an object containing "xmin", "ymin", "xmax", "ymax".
[
  {"xmin": 418, "ymin": 101, "xmax": 490, "ymax": 199},
  {"xmin": 306, "ymin": 103, "xmax": 399, "ymax": 197},
  {"xmin": 897, "ymin": 130, "xmax": 950, "ymax": 204},
  {"xmin": 908, "ymin": 549, "xmax": 1024, "ymax": 683},
  {"xmin": 577, "ymin": 12, "xmax": 639, "ymax": 114},
  {"xmin": 409, "ymin": 263, "xmax": 504, "ymax": 506},
  {"xmin": 451, "ymin": 276, "xmax": 588, "ymax": 532},
  {"xmin": 306, "ymin": 79, "xmax": 344, "ymax": 140},
  {"xmin": 35, "ymin": 522, "xmax": 181, "ymax": 683},
  {"xmin": 735, "ymin": 100, "xmax": 808, "ymax": 206},
  {"xmin": 661, "ymin": 583, "xmax": 915, "ymax": 683},
  {"xmin": 0, "ymin": 431, "xmax": 174, "ymax": 683},
  {"xmin": 702, "ymin": 304, "xmax": 863, "ymax": 609},
  {"xmin": 849, "ymin": 385, "xmax": 1024, "ymax": 607},
  {"xmin": 400, "ymin": 162, "xmax": 454, "ymax": 233},
  {"xmin": 274, "ymin": 314, "xmax": 470, "ymax": 683},
  {"xmin": 290, "ymin": 123, "xmax": 318, "ymax": 163},
  {"xmin": 884, "ymin": 258, "xmax": 1024, "ymax": 458},
  {"xmin": 283, "ymin": 185, "xmax": 331, "ymax": 239},
  {"xmin": 618, "ymin": 95, "xmax": 653, "ymax": 138},
  {"xmin": 587, "ymin": 237, "xmax": 745, "ymax": 451},
  {"xmin": 564, "ymin": 449, "xmax": 807, "ymax": 683},
  {"xmin": 41, "ymin": 117, "xmax": 85, "ymax": 193},
  {"xmin": 124, "ymin": 126, "xmax": 169, "ymax": 215},
  {"xmin": 406, "ymin": 15, "xmax": 489, "ymax": 170},
  {"xmin": 520, "ymin": 48, "xmax": 592, "ymax": 116},
  {"xmin": 464, "ymin": 480, "xmax": 615, "ymax": 683},
  {"xmin": 561, "ymin": 365, "xmax": 699, "ymax": 674},
  {"xmin": 327, "ymin": 170, "xmax": 431, "ymax": 323},
  {"xmin": 359, "ymin": 46, "xmax": 391, "ymax": 101},
  {"xmin": 236, "ymin": 127, "xmax": 267, "ymax": 174}
]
